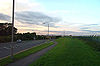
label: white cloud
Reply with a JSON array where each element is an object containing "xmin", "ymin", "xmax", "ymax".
[
  {"xmin": 0, "ymin": 0, "xmax": 12, "ymax": 15},
  {"xmin": 0, "ymin": 0, "xmax": 44, "ymax": 15},
  {"xmin": 16, "ymin": 0, "xmax": 44, "ymax": 12}
]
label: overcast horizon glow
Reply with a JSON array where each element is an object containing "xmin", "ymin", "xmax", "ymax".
[{"xmin": 0, "ymin": 0, "xmax": 100, "ymax": 35}]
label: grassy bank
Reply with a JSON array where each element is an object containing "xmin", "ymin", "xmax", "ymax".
[
  {"xmin": 0, "ymin": 41, "xmax": 53, "ymax": 66},
  {"xmin": 73, "ymin": 36, "xmax": 100, "ymax": 51},
  {"xmin": 30, "ymin": 38, "xmax": 100, "ymax": 66}
]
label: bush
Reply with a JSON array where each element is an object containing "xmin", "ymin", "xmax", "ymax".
[{"xmin": 0, "ymin": 36, "xmax": 11, "ymax": 43}]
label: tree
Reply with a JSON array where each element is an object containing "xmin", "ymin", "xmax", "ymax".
[
  {"xmin": 22, "ymin": 32, "xmax": 36, "ymax": 40},
  {"xmin": 0, "ymin": 23, "xmax": 17, "ymax": 36},
  {"xmin": 5, "ymin": 26, "xmax": 17, "ymax": 35}
]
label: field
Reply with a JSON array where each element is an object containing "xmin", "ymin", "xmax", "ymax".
[
  {"xmin": 30, "ymin": 38, "xmax": 100, "ymax": 66},
  {"xmin": 73, "ymin": 36, "xmax": 100, "ymax": 51}
]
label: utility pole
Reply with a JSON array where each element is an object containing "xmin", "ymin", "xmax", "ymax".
[{"xmin": 11, "ymin": 0, "xmax": 15, "ymax": 59}]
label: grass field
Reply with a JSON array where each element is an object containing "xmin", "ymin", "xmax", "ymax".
[
  {"xmin": 73, "ymin": 36, "xmax": 100, "ymax": 51},
  {"xmin": 0, "ymin": 41, "xmax": 53, "ymax": 66},
  {"xmin": 30, "ymin": 38, "xmax": 100, "ymax": 66}
]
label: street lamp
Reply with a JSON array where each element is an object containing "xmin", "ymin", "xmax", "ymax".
[
  {"xmin": 43, "ymin": 23, "xmax": 49, "ymax": 36},
  {"xmin": 48, "ymin": 24, "xmax": 49, "ymax": 36},
  {"xmin": 11, "ymin": 0, "xmax": 15, "ymax": 59}
]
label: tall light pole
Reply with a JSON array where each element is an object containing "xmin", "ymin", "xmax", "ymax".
[
  {"xmin": 11, "ymin": 0, "xmax": 15, "ymax": 59},
  {"xmin": 43, "ymin": 23, "xmax": 50, "ymax": 38},
  {"xmin": 64, "ymin": 30, "xmax": 65, "ymax": 37},
  {"xmin": 48, "ymin": 24, "xmax": 49, "ymax": 36}
]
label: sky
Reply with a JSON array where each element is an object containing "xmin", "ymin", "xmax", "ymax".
[{"xmin": 0, "ymin": 0, "xmax": 100, "ymax": 35}]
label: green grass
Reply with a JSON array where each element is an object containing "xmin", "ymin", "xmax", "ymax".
[
  {"xmin": 0, "ymin": 41, "xmax": 53, "ymax": 66},
  {"xmin": 30, "ymin": 38, "xmax": 100, "ymax": 66}
]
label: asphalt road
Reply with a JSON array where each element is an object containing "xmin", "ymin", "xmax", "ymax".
[
  {"xmin": 0, "ymin": 40, "xmax": 47, "ymax": 59},
  {"xmin": 7, "ymin": 41, "xmax": 57, "ymax": 66}
]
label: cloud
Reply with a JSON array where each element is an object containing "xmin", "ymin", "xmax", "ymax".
[
  {"xmin": 79, "ymin": 23, "xmax": 100, "ymax": 32},
  {"xmin": 0, "ymin": 0, "xmax": 12, "ymax": 15},
  {"xmin": 16, "ymin": 0, "xmax": 44, "ymax": 12},
  {"xmin": 82, "ymin": 24, "xmax": 99, "ymax": 26},
  {"xmin": 0, "ymin": 13, "xmax": 11, "ymax": 21},
  {"xmin": 81, "ymin": 30, "xmax": 100, "ymax": 33},
  {"xmin": 89, "ymin": 24, "xmax": 99, "ymax": 26},
  {"xmin": 41, "ymin": 30, "xmax": 97, "ymax": 36},
  {"xmin": 0, "ymin": 0, "xmax": 44, "ymax": 15},
  {"xmin": 15, "ymin": 11, "xmax": 61, "ymax": 27},
  {"xmin": 80, "ymin": 26, "xmax": 90, "ymax": 30}
]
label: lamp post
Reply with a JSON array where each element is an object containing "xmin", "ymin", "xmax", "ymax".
[
  {"xmin": 43, "ymin": 23, "xmax": 49, "ymax": 36},
  {"xmin": 11, "ymin": 0, "xmax": 15, "ymax": 59},
  {"xmin": 48, "ymin": 24, "xmax": 49, "ymax": 36},
  {"xmin": 64, "ymin": 30, "xmax": 65, "ymax": 37}
]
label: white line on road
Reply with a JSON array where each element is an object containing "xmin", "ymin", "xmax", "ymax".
[{"xmin": 3, "ymin": 47, "xmax": 10, "ymax": 49}]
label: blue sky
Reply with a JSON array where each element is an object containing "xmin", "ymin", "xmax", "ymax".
[
  {"xmin": 36, "ymin": 0, "xmax": 100, "ymax": 35},
  {"xmin": 0, "ymin": 0, "xmax": 100, "ymax": 35},
  {"xmin": 36, "ymin": 0, "xmax": 100, "ymax": 11},
  {"xmin": 34, "ymin": 0, "xmax": 100, "ymax": 25},
  {"xmin": 36, "ymin": 0, "xmax": 100, "ymax": 22}
]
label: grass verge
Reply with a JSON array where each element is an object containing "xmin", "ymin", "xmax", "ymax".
[
  {"xmin": 0, "ymin": 41, "xmax": 53, "ymax": 66},
  {"xmin": 30, "ymin": 38, "xmax": 100, "ymax": 66}
]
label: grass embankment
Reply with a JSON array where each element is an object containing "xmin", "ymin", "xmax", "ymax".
[
  {"xmin": 30, "ymin": 38, "xmax": 100, "ymax": 66},
  {"xmin": 0, "ymin": 42, "xmax": 53, "ymax": 66},
  {"xmin": 75, "ymin": 36, "xmax": 100, "ymax": 51}
]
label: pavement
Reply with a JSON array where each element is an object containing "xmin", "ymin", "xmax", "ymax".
[
  {"xmin": 0, "ymin": 40, "xmax": 47, "ymax": 59},
  {"xmin": 7, "ymin": 41, "xmax": 57, "ymax": 66}
]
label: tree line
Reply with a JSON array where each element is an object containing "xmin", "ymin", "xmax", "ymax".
[{"xmin": 0, "ymin": 23, "xmax": 62, "ymax": 43}]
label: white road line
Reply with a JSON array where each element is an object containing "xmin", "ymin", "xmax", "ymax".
[{"xmin": 3, "ymin": 47, "xmax": 10, "ymax": 49}]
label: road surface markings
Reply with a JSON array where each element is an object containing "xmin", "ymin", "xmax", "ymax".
[{"xmin": 3, "ymin": 47, "xmax": 10, "ymax": 49}]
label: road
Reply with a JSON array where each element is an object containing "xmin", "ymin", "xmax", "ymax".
[
  {"xmin": 0, "ymin": 40, "xmax": 47, "ymax": 59},
  {"xmin": 7, "ymin": 41, "xmax": 57, "ymax": 66}
]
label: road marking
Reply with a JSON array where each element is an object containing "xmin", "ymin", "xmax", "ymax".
[
  {"xmin": 0, "ymin": 41, "xmax": 48, "ymax": 60},
  {"xmin": 3, "ymin": 47, "xmax": 10, "ymax": 49},
  {"xmin": 15, "ymin": 44, "xmax": 22, "ymax": 48}
]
